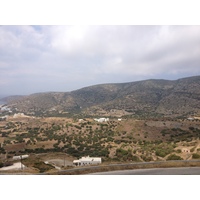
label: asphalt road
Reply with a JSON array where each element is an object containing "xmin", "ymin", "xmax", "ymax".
[{"xmin": 89, "ymin": 167, "xmax": 200, "ymax": 175}]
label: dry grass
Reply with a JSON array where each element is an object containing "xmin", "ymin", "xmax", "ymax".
[{"xmin": 4, "ymin": 143, "xmax": 26, "ymax": 152}]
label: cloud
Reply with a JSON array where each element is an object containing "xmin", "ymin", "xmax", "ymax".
[{"xmin": 0, "ymin": 25, "xmax": 200, "ymax": 95}]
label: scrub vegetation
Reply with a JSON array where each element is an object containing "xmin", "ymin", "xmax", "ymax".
[{"xmin": 1, "ymin": 115, "xmax": 200, "ymax": 173}]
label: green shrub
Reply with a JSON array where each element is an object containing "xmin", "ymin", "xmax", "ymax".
[
  {"xmin": 190, "ymin": 147, "xmax": 195, "ymax": 152},
  {"xmin": 155, "ymin": 149, "xmax": 167, "ymax": 157},
  {"xmin": 33, "ymin": 161, "xmax": 54, "ymax": 173},
  {"xmin": 189, "ymin": 127, "xmax": 195, "ymax": 131},
  {"xmin": 116, "ymin": 148, "xmax": 129, "ymax": 156},
  {"xmin": 192, "ymin": 153, "xmax": 200, "ymax": 159},
  {"xmin": 166, "ymin": 154, "xmax": 183, "ymax": 160},
  {"xmin": 141, "ymin": 155, "xmax": 153, "ymax": 162},
  {"xmin": 131, "ymin": 155, "xmax": 141, "ymax": 162},
  {"xmin": 0, "ymin": 162, "xmax": 4, "ymax": 168},
  {"xmin": 176, "ymin": 149, "xmax": 182, "ymax": 153}
]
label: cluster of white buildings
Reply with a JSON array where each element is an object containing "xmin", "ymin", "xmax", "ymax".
[
  {"xmin": 0, "ymin": 105, "xmax": 12, "ymax": 113},
  {"xmin": 73, "ymin": 156, "xmax": 102, "ymax": 166}
]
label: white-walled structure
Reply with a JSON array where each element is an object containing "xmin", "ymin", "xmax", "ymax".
[
  {"xmin": 0, "ymin": 162, "xmax": 25, "ymax": 171},
  {"xmin": 13, "ymin": 113, "xmax": 27, "ymax": 118},
  {"xmin": 94, "ymin": 118, "xmax": 109, "ymax": 123},
  {"xmin": 78, "ymin": 119, "xmax": 84, "ymax": 122},
  {"xmin": 182, "ymin": 148, "xmax": 190, "ymax": 153},
  {"xmin": 13, "ymin": 155, "xmax": 29, "ymax": 160},
  {"xmin": 73, "ymin": 156, "xmax": 102, "ymax": 166}
]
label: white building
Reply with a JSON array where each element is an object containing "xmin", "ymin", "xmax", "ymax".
[
  {"xmin": 187, "ymin": 117, "xmax": 194, "ymax": 121},
  {"xmin": 182, "ymin": 148, "xmax": 190, "ymax": 153},
  {"xmin": 78, "ymin": 119, "xmax": 84, "ymax": 123},
  {"xmin": 94, "ymin": 118, "xmax": 109, "ymax": 123},
  {"xmin": 73, "ymin": 156, "xmax": 102, "ymax": 166},
  {"xmin": 0, "ymin": 116, "xmax": 7, "ymax": 121},
  {"xmin": 13, "ymin": 154, "xmax": 29, "ymax": 160},
  {"xmin": 13, "ymin": 113, "xmax": 26, "ymax": 118}
]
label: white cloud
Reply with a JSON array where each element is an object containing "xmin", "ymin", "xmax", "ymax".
[{"xmin": 0, "ymin": 25, "xmax": 200, "ymax": 95}]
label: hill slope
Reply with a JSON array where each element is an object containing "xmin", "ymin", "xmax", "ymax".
[{"xmin": 2, "ymin": 75, "xmax": 200, "ymax": 118}]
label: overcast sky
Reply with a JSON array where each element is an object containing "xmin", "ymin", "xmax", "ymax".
[{"xmin": 0, "ymin": 25, "xmax": 200, "ymax": 95}]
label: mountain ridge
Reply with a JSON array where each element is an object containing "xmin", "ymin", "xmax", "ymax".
[{"xmin": 1, "ymin": 75, "xmax": 200, "ymax": 118}]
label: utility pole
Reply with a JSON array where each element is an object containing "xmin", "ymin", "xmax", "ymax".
[{"xmin": 20, "ymin": 155, "xmax": 23, "ymax": 170}]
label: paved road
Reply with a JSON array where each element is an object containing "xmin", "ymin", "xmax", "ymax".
[{"xmin": 89, "ymin": 167, "xmax": 200, "ymax": 175}]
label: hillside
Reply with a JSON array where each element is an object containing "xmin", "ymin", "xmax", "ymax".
[
  {"xmin": 1, "ymin": 116, "xmax": 200, "ymax": 172},
  {"xmin": 1, "ymin": 75, "xmax": 200, "ymax": 118}
]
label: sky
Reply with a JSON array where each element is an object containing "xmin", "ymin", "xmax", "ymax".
[{"xmin": 0, "ymin": 25, "xmax": 200, "ymax": 96}]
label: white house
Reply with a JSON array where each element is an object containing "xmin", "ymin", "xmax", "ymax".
[
  {"xmin": 187, "ymin": 117, "xmax": 194, "ymax": 121},
  {"xmin": 73, "ymin": 156, "xmax": 102, "ymax": 166},
  {"xmin": 94, "ymin": 118, "xmax": 109, "ymax": 123},
  {"xmin": 13, "ymin": 154, "xmax": 29, "ymax": 160},
  {"xmin": 78, "ymin": 119, "xmax": 84, "ymax": 123},
  {"xmin": 182, "ymin": 148, "xmax": 190, "ymax": 153},
  {"xmin": 13, "ymin": 113, "xmax": 26, "ymax": 118}
]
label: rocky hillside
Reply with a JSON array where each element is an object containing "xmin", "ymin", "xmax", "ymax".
[{"xmin": 2, "ymin": 75, "xmax": 200, "ymax": 118}]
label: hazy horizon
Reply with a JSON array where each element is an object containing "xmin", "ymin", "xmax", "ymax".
[{"xmin": 1, "ymin": 74, "xmax": 200, "ymax": 98}]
